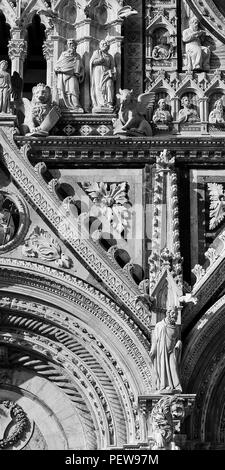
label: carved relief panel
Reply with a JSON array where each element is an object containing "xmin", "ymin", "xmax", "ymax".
[{"xmin": 189, "ymin": 169, "xmax": 225, "ymax": 284}]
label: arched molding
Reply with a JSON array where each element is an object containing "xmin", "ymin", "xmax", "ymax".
[
  {"xmin": 0, "ymin": 2, "xmax": 16, "ymax": 28},
  {"xmin": 0, "ymin": 367, "xmax": 96, "ymax": 449},
  {"xmin": 182, "ymin": 292, "xmax": 225, "ymax": 390},
  {"xmin": 0, "ymin": 258, "xmax": 153, "ymax": 445},
  {"xmin": 181, "ymin": 293, "xmax": 225, "ymax": 443},
  {"xmin": 0, "ymin": 308, "xmax": 133, "ymax": 446},
  {"xmin": 0, "ymin": 258, "xmax": 152, "ymax": 391}
]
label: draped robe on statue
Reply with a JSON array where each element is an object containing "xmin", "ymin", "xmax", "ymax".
[
  {"xmin": 90, "ymin": 50, "xmax": 115, "ymax": 110},
  {"xmin": 55, "ymin": 51, "xmax": 84, "ymax": 110},
  {"xmin": 150, "ymin": 319, "xmax": 182, "ymax": 392}
]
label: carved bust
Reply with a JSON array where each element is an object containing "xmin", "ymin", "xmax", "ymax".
[
  {"xmin": 178, "ymin": 96, "xmax": 200, "ymax": 123},
  {"xmin": 152, "ymin": 99, "xmax": 172, "ymax": 126},
  {"xmin": 209, "ymin": 98, "xmax": 225, "ymax": 124}
]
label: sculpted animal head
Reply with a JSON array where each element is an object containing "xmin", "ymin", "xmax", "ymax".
[
  {"xmin": 32, "ymin": 83, "xmax": 52, "ymax": 105},
  {"xmin": 116, "ymin": 88, "xmax": 136, "ymax": 107}
]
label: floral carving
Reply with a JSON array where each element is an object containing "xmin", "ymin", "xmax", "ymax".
[
  {"xmin": 8, "ymin": 40, "xmax": 27, "ymax": 60},
  {"xmin": 0, "ymin": 401, "xmax": 29, "ymax": 449},
  {"xmin": 83, "ymin": 181, "xmax": 131, "ymax": 233},
  {"xmin": 22, "ymin": 226, "xmax": 72, "ymax": 268},
  {"xmin": 208, "ymin": 183, "xmax": 225, "ymax": 230}
]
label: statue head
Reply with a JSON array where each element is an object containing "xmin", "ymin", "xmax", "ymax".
[
  {"xmin": 67, "ymin": 39, "xmax": 77, "ymax": 53},
  {"xmin": 189, "ymin": 17, "xmax": 199, "ymax": 32},
  {"xmin": 170, "ymin": 398, "xmax": 185, "ymax": 422},
  {"xmin": 116, "ymin": 88, "xmax": 135, "ymax": 107},
  {"xmin": 181, "ymin": 96, "xmax": 191, "ymax": 108},
  {"xmin": 32, "ymin": 83, "xmax": 52, "ymax": 105},
  {"xmin": 158, "ymin": 98, "xmax": 166, "ymax": 110},
  {"xmin": 166, "ymin": 307, "xmax": 178, "ymax": 325},
  {"xmin": 99, "ymin": 40, "xmax": 110, "ymax": 52},
  {"xmin": 214, "ymin": 98, "xmax": 223, "ymax": 111},
  {"xmin": 0, "ymin": 60, "xmax": 8, "ymax": 71}
]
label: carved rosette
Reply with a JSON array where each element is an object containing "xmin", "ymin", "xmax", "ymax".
[{"xmin": 8, "ymin": 40, "xmax": 27, "ymax": 61}]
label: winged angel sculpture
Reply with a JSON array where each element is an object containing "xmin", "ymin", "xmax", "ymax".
[
  {"xmin": 113, "ymin": 89, "xmax": 155, "ymax": 137},
  {"xmin": 208, "ymin": 183, "xmax": 225, "ymax": 230}
]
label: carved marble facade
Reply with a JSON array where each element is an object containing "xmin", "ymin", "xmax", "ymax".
[{"xmin": 1, "ymin": 0, "xmax": 225, "ymax": 453}]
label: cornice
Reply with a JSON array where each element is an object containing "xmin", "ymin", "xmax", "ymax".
[{"xmin": 14, "ymin": 136, "xmax": 225, "ymax": 165}]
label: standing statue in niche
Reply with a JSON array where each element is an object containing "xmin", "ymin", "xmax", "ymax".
[
  {"xmin": 150, "ymin": 307, "xmax": 182, "ymax": 393},
  {"xmin": 0, "ymin": 194, "xmax": 15, "ymax": 245},
  {"xmin": 90, "ymin": 40, "xmax": 116, "ymax": 113},
  {"xmin": 182, "ymin": 17, "xmax": 210, "ymax": 71},
  {"xmin": 152, "ymin": 99, "xmax": 172, "ymax": 126},
  {"xmin": 55, "ymin": 39, "xmax": 84, "ymax": 112},
  {"xmin": 209, "ymin": 98, "xmax": 225, "ymax": 124},
  {"xmin": 0, "ymin": 60, "xmax": 12, "ymax": 114},
  {"xmin": 177, "ymin": 96, "xmax": 200, "ymax": 123}
]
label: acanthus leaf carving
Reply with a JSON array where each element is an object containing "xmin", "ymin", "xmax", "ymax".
[
  {"xmin": 208, "ymin": 182, "xmax": 225, "ymax": 230},
  {"xmin": 22, "ymin": 226, "xmax": 72, "ymax": 269},
  {"xmin": 8, "ymin": 40, "xmax": 27, "ymax": 61}
]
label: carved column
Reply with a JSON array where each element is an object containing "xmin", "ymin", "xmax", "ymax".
[
  {"xmin": 149, "ymin": 149, "xmax": 183, "ymax": 321},
  {"xmin": 76, "ymin": 19, "xmax": 93, "ymax": 113},
  {"xmin": 43, "ymin": 40, "xmax": 54, "ymax": 88},
  {"xmin": 8, "ymin": 38, "xmax": 27, "ymax": 77},
  {"xmin": 198, "ymin": 96, "xmax": 209, "ymax": 133},
  {"xmin": 108, "ymin": 20, "xmax": 123, "ymax": 95}
]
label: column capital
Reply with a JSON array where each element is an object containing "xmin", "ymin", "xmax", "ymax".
[{"xmin": 8, "ymin": 39, "xmax": 27, "ymax": 61}]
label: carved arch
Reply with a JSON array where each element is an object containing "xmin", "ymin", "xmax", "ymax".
[
  {"xmin": 182, "ymin": 293, "xmax": 225, "ymax": 445},
  {"xmin": 0, "ymin": 258, "xmax": 153, "ymax": 447},
  {"xmin": 0, "ymin": 1, "xmax": 16, "ymax": 28}
]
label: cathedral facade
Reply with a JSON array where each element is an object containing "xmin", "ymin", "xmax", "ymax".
[{"xmin": 0, "ymin": 0, "xmax": 225, "ymax": 451}]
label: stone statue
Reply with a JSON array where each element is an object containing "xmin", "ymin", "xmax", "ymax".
[
  {"xmin": 0, "ymin": 193, "xmax": 15, "ymax": 245},
  {"xmin": 113, "ymin": 88, "xmax": 155, "ymax": 137},
  {"xmin": 182, "ymin": 17, "xmax": 210, "ymax": 71},
  {"xmin": 55, "ymin": 39, "xmax": 84, "ymax": 112},
  {"xmin": 150, "ymin": 307, "xmax": 182, "ymax": 393},
  {"xmin": 90, "ymin": 40, "xmax": 116, "ymax": 113},
  {"xmin": 209, "ymin": 98, "xmax": 225, "ymax": 124},
  {"xmin": 0, "ymin": 60, "xmax": 12, "ymax": 114},
  {"xmin": 152, "ymin": 98, "xmax": 172, "ymax": 125},
  {"xmin": 150, "ymin": 395, "xmax": 185, "ymax": 450},
  {"xmin": 177, "ymin": 96, "xmax": 200, "ymax": 123},
  {"xmin": 22, "ymin": 83, "xmax": 61, "ymax": 136}
]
